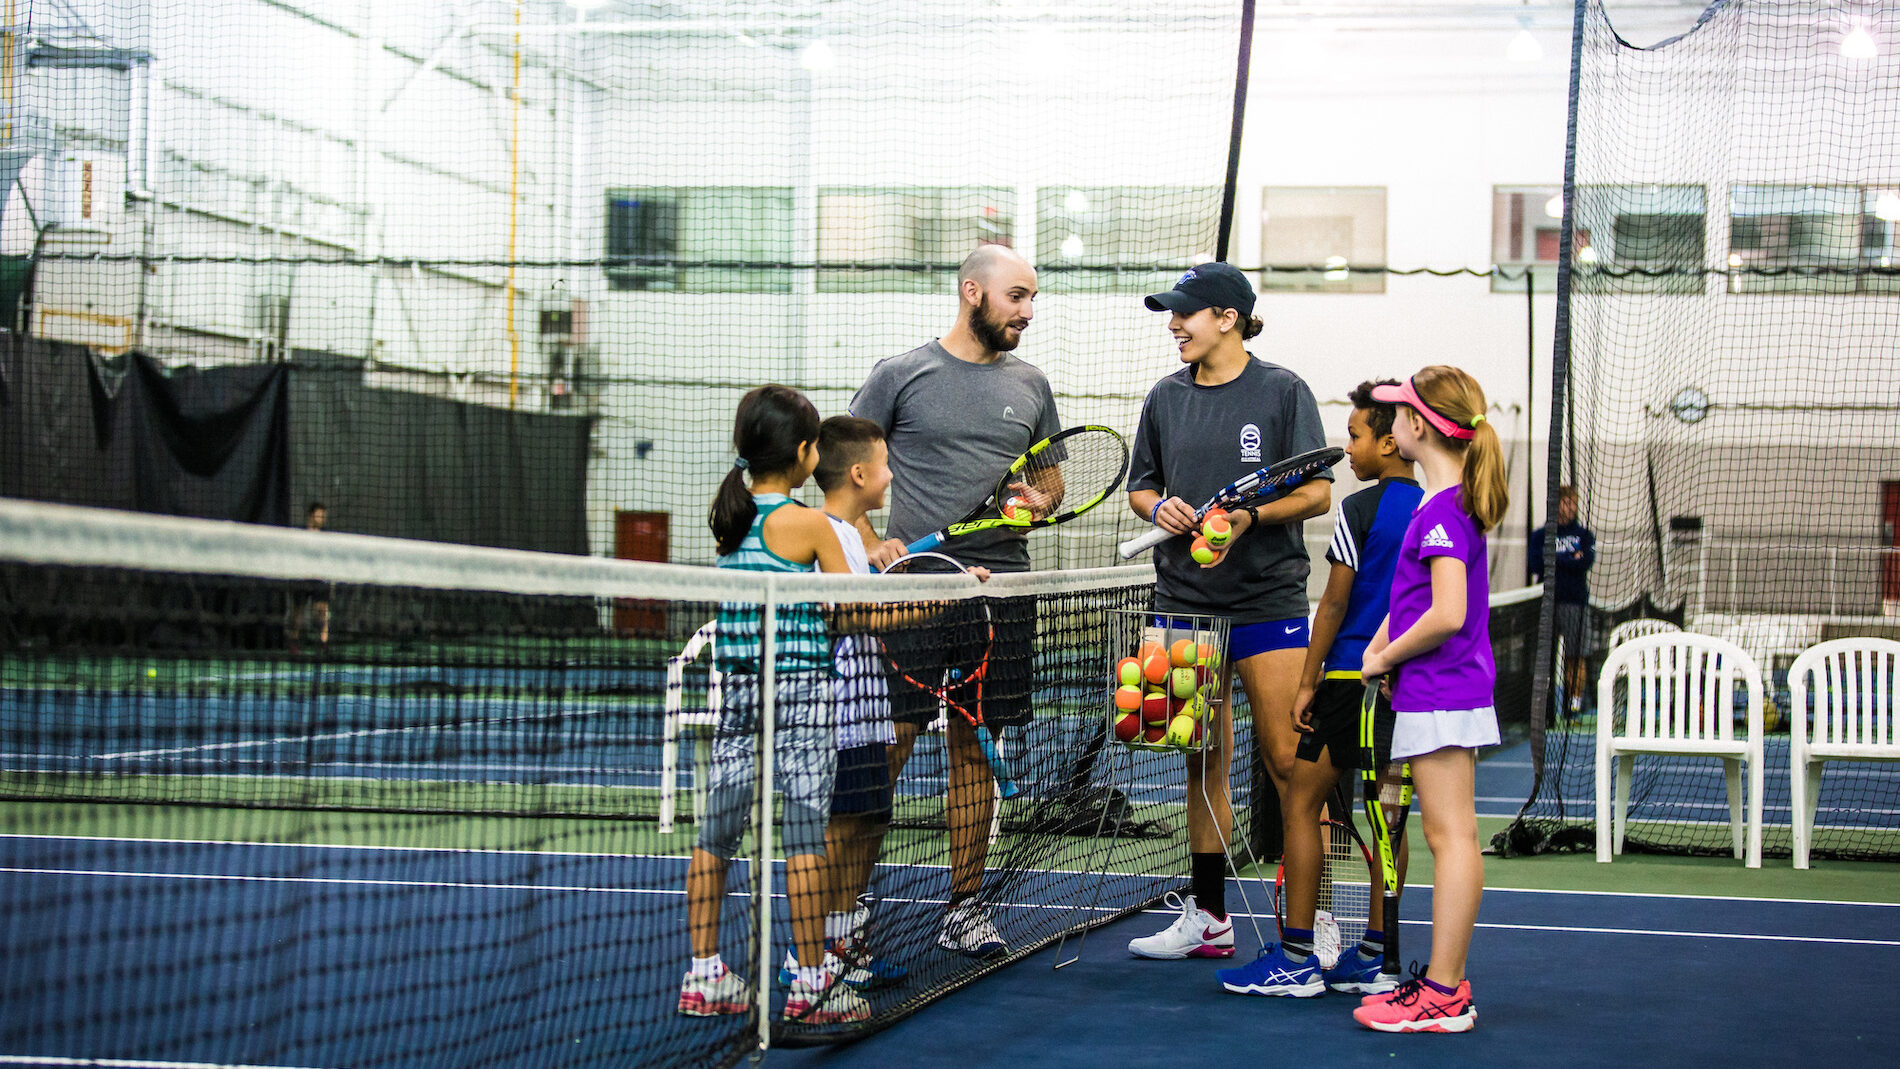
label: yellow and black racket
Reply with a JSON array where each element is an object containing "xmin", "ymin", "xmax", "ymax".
[
  {"xmin": 1360, "ymin": 677, "xmax": 1413, "ymax": 976},
  {"xmin": 905, "ymin": 425, "xmax": 1128, "ymax": 554}
]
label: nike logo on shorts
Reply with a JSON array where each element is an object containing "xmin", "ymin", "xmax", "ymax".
[{"xmin": 1284, "ymin": 625, "xmax": 1300, "ymax": 634}]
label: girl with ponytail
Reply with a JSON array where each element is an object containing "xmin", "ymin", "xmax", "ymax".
[
  {"xmin": 685, "ymin": 384, "xmax": 872, "ymax": 1025},
  {"xmin": 1353, "ymin": 366, "xmax": 1506, "ymax": 1034}
]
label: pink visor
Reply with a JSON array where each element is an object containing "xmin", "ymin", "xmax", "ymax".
[{"xmin": 1371, "ymin": 376, "xmax": 1475, "ymax": 441}]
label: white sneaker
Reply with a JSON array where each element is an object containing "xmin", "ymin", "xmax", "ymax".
[
  {"xmin": 782, "ymin": 973, "xmax": 870, "ymax": 1024},
  {"xmin": 1127, "ymin": 892, "xmax": 1235, "ymax": 959},
  {"xmin": 938, "ymin": 902, "xmax": 1007, "ymax": 957},
  {"xmin": 678, "ymin": 965, "xmax": 752, "ymax": 1017},
  {"xmin": 1314, "ymin": 909, "xmax": 1343, "ymax": 970}
]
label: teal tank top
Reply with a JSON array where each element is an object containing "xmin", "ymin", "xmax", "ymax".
[{"xmin": 715, "ymin": 494, "xmax": 829, "ymax": 674}]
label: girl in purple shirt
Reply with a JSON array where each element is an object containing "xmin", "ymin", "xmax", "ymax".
[{"xmin": 1355, "ymin": 366, "xmax": 1509, "ymax": 1034}]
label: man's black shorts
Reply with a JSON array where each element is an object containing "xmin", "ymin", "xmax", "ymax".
[
  {"xmin": 884, "ymin": 594, "xmax": 1034, "ymax": 730},
  {"xmin": 1295, "ymin": 676, "xmax": 1364, "ymax": 768}
]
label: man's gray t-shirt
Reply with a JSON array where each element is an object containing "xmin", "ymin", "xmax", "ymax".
[
  {"xmin": 1126, "ymin": 356, "xmax": 1330, "ymax": 624},
  {"xmin": 850, "ymin": 340, "xmax": 1061, "ymax": 571}
]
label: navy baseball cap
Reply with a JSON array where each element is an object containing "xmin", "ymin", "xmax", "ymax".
[{"xmin": 1144, "ymin": 262, "xmax": 1256, "ymax": 317}]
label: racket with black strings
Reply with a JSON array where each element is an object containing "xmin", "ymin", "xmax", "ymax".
[
  {"xmin": 877, "ymin": 551, "xmax": 1018, "ymax": 798},
  {"xmin": 1360, "ymin": 677, "xmax": 1413, "ymax": 977},
  {"xmin": 906, "ymin": 425, "xmax": 1128, "ymax": 554},
  {"xmin": 1118, "ymin": 445, "xmax": 1344, "ymax": 559},
  {"xmin": 1271, "ymin": 776, "xmax": 1374, "ymax": 969}
]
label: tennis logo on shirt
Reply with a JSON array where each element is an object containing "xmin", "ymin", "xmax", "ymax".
[
  {"xmin": 1422, "ymin": 523, "xmax": 1456, "ymax": 550},
  {"xmin": 1239, "ymin": 423, "xmax": 1262, "ymax": 464},
  {"xmin": 1003, "ymin": 405, "xmax": 1016, "ymax": 418}
]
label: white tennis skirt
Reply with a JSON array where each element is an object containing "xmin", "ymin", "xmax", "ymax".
[{"xmin": 1391, "ymin": 705, "xmax": 1500, "ymax": 761}]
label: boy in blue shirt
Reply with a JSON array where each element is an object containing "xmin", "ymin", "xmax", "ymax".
[{"xmin": 1286, "ymin": 380, "xmax": 1420, "ymax": 995}]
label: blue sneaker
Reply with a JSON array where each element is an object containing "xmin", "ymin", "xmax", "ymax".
[
  {"xmin": 1322, "ymin": 950, "xmax": 1401, "ymax": 994},
  {"xmin": 1216, "ymin": 943, "xmax": 1325, "ymax": 997},
  {"xmin": 832, "ymin": 936, "xmax": 907, "ymax": 989}
]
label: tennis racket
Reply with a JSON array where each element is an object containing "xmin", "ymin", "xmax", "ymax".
[
  {"xmin": 878, "ymin": 551, "xmax": 1019, "ymax": 798},
  {"xmin": 906, "ymin": 425, "xmax": 1128, "ymax": 553},
  {"xmin": 1360, "ymin": 677, "xmax": 1413, "ymax": 977},
  {"xmin": 1271, "ymin": 777, "xmax": 1373, "ymax": 970},
  {"xmin": 1117, "ymin": 445, "xmax": 1344, "ymax": 559}
]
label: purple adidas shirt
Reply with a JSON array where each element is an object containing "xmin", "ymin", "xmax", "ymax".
[{"xmin": 1387, "ymin": 488, "xmax": 1494, "ymax": 712}]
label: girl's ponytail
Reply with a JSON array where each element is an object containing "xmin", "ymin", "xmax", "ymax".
[
  {"xmin": 708, "ymin": 384, "xmax": 822, "ymax": 556},
  {"xmin": 1410, "ymin": 365, "xmax": 1510, "ymax": 532}
]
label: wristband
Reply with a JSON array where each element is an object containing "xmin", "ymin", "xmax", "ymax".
[{"xmin": 1150, "ymin": 500, "xmax": 1163, "ymax": 526}]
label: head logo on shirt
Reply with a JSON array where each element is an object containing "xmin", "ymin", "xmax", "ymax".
[
  {"xmin": 1422, "ymin": 523, "xmax": 1456, "ymax": 550},
  {"xmin": 1239, "ymin": 423, "xmax": 1262, "ymax": 465},
  {"xmin": 1003, "ymin": 404, "xmax": 1016, "ymax": 419}
]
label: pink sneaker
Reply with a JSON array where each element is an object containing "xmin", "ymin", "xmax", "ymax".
[
  {"xmin": 678, "ymin": 966, "xmax": 752, "ymax": 1017},
  {"xmin": 1352, "ymin": 976, "xmax": 1475, "ymax": 1032}
]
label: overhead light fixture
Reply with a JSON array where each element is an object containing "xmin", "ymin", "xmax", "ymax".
[
  {"xmin": 1190, "ymin": 252, "xmax": 1215, "ymax": 266},
  {"xmin": 1842, "ymin": 24, "xmax": 1879, "ymax": 60},
  {"xmin": 1060, "ymin": 234, "xmax": 1085, "ymax": 258},
  {"xmin": 1875, "ymin": 191, "xmax": 1900, "ymax": 222},
  {"xmin": 1323, "ymin": 254, "xmax": 1349, "ymax": 281},
  {"xmin": 1578, "ymin": 245, "xmax": 1600, "ymax": 264},
  {"xmin": 799, "ymin": 40, "xmax": 836, "ymax": 73},
  {"xmin": 565, "ymin": 0, "xmax": 611, "ymax": 10},
  {"xmin": 1544, "ymin": 194, "xmax": 1564, "ymax": 219},
  {"xmin": 1064, "ymin": 190, "xmax": 1090, "ymax": 213},
  {"xmin": 1507, "ymin": 26, "xmax": 1542, "ymax": 63}
]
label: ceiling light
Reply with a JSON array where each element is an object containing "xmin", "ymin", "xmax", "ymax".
[
  {"xmin": 799, "ymin": 40, "xmax": 836, "ymax": 73},
  {"xmin": 1060, "ymin": 234, "xmax": 1085, "ymax": 258},
  {"xmin": 1507, "ymin": 28, "xmax": 1542, "ymax": 63},
  {"xmin": 1874, "ymin": 191, "xmax": 1900, "ymax": 222},
  {"xmin": 1842, "ymin": 25, "xmax": 1878, "ymax": 60},
  {"xmin": 1544, "ymin": 194, "xmax": 1563, "ymax": 219}
]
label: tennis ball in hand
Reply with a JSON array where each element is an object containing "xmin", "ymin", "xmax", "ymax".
[
  {"xmin": 1168, "ymin": 638, "xmax": 1199, "ymax": 667},
  {"xmin": 1190, "ymin": 535, "xmax": 1216, "ymax": 565},
  {"xmin": 1164, "ymin": 713, "xmax": 1197, "ymax": 747},
  {"xmin": 1141, "ymin": 691, "xmax": 1172, "ymax": 724},
  {"xmin": 1113, "ymin": 711, "xmax": 1143, "ymax": 743},
  {"xmin": 1116, "ymin": 656, "xmax": 1144, "ymax": 688},
  {"xmin": 1202, "ymin": 508, "xmax": 1232, "ymax": 548},
  {"xmin": 1114, "ymin": 684, "xmax": 1143, "ymax": 712},
  {"xmin": 1002, "ymin": 496, "xmax": 1030, "ymax": 521},
  {"xmin": 1169, "ymin": 666, "xmax": 1198, "ymax": 699}
]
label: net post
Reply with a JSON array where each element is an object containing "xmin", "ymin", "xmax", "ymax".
[{"xmin": 755, "ymin": 579, "xmax": 777, "ymax": 1052}]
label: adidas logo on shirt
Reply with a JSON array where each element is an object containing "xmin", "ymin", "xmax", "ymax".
[{"xmin": 1422, "ymin": 523, "xmax": 1455, "ymax": 550}]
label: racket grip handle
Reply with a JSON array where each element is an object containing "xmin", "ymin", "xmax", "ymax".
[
  {"xmin": 1116, "ymin": 524, "xmax": 1174, "ymax": 559},
  {"xmin": 973, "ymin": 724, "xmax": 1020, "ymax": 799},
  {"xmin": 905, "ymin": 531, "xmax": 946, "ymax": 554}
]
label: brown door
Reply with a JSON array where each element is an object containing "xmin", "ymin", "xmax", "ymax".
[
  {"xmin": 614, "ymin": 511, "xmax": 669, "ymax": 635},
  {"xmin": 1883, "ymin": 484, "xmax": 1900, "ymax": 604}
]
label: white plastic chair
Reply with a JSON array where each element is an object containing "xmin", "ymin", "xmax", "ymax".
[
  {"xmin": 1596, "ymin": 632, "xmax": 1764, "ymax": 867},
  {"xmin": 1788, "ymin": 638, "xmax": 1900, "ymax": 869},
  {"xmin": 659, "ymin": 620, "xmax": 721, "ymax": 834},
  {"xmin": 1605, "ymin": 617, "xmax": 1680, "ymax": 651}
]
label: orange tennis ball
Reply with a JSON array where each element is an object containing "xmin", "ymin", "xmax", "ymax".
[
  {"xmin": 1002, "ymin": 495, "xmax": 1029, "ymax": 521},
  {"xmin": 1169, "ymin": 666, "xmax": 1198, "ymax": 699},
  {"xmin": 1141, "ymin": 691, "xmax": 1172, "ymax": 724},
  {"xmin": 1190, "ymin": 535, "xmax": 1216, "ymax": 565},
  {"xmin": 1168, "ymin": 638, "xmax": 1199, "ymax": 667},
  {"xmin": 1115, "ymin": 656, "xmax": 1143, "ymax": 688},
  {"xmin": 1141, "ymin": 649, "xmax": 1172, "ymax": 685},
  {"xmin": 1202, "ymin": 509, "xmax": 1232, "ymax": 548},
  {"xmin": 1113, "ymin": 711, "xmax": 1143, "ymax": 743},
  {"xmin": 1114, "ymin": 684, "xmax": 1143, "ymax": 712},
  {"xmin": 1197, "ymin": 642, "xmax": 1216, "ymax": 667}
]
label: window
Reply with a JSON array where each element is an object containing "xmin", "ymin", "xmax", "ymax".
[
  {"xmin": 1035, "ymin": 186, "xmax": 1223, "ymax": 294},
  {"xmin": 1572, "ymin": 184, "xmax": 1706, "ymax": 295},
  {"xmin": 1491, "ymin": 185, "xmax": 1564, "ymax": 294},
  {"xmin": 605, "ymin": 187, "xmax": 793, "ymax": 293},
  {"xmin": 816, "ymin": 187, "xmax": 1012, "ymax": 293},
  {"xmin": 1259, "ymin": 187, "xmax": 1385, "ymax": 294},
  {"xmin": 1729, "ymin": 184, "xmax": 1896, "ymax": 295}
]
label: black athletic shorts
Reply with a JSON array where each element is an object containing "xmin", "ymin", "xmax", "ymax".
[
  {"xmin": 832, "ymin": 743, "xmax": 893, "ymax": 821},
  {"xmin": 884, "ymin": 594, "xmax": 1035, "ymax": 731},
  {"xmin": 1295, "ymin": 676, "xmax": 1363, "ymax": 769}
]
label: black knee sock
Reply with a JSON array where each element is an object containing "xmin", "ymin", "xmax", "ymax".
[{"xmin": 1190, "ymin": 852, "xmax": 1227, "ymax": 918}]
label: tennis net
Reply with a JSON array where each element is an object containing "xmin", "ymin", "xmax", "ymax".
[{"xmin": 0, "ymin": 498, "xmax": 1224, "ymax": 1065}]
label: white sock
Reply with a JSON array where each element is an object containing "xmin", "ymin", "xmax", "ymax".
[
  {"xmin": 851, "ymin": 905, "xmax": 871, "ymax": 933},
  {"xmin": 691, "ymin": 954, "xmax": 723, "ymax": 979},
  {"xmin": 825, "ymin": 911, "xmax": 853, "ymax": 942}
]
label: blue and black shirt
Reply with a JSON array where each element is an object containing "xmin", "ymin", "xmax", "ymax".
[{"xmin": 1322, "ymin": 476, "xmax": 1423, "ymax": 674}]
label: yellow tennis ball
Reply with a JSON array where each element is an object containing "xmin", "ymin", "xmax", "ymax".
[
  {"xmin": 1202, "ymin": 510, "xmax": 1231, "ymax": 548},
  {"xmin": 1169, "ymin": 666, "xmax": 1198, "ymax": 699},
  {"xmin": 146, "ymin": 668, "xmax": 158, "ymax": 679},
  {"xmin": 1183, "ymin": 691, "xmax": 1209, "ymax": 721},
  {"xmin": 1190, "ymin": 535, "xmax": 1216, "ymax": 565},
  {"xmin": 1164, "ymin": 713, "xmax": 1197, "ymax": 747},
  {"xmin": 1115, "ymin": 656, "xmax": 1144, "ymax": 688}
]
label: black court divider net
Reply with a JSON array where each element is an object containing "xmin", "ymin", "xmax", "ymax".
[
  {"xmin": 2, "ymin": 499, "xmax": 1309, "ymax": 1065},
  {"xmin": 1502, "ymin": 0, "xmax": 1900, "ymax": 862}
]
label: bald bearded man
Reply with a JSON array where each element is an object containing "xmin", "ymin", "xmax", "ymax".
[{"xmin": 849, "ymin": 244, "xmax": 1062, "ymax": 959}]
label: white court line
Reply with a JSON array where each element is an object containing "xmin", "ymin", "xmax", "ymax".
[{"xmin": 0, "ymin": 1056, "xmax": 334, "ymax": 1069}]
